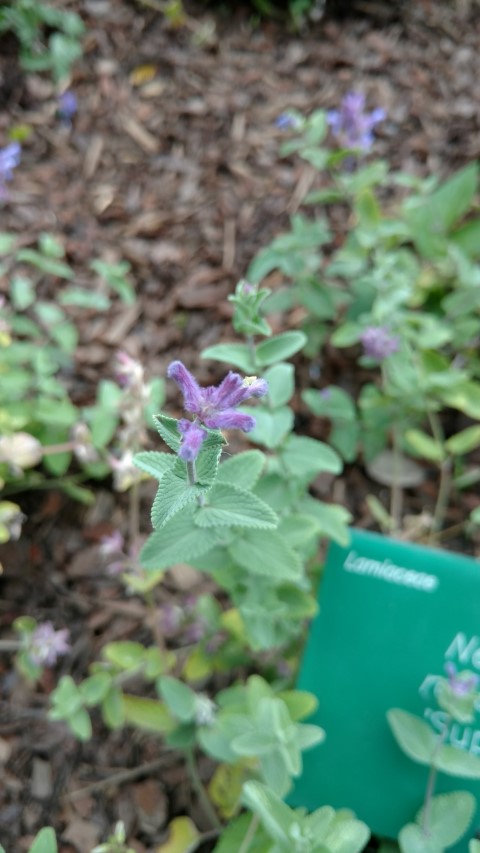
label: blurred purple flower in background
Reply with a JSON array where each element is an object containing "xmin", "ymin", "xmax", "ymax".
[
  {"xmin": 445, "ymin": 662, "xmax": 479, "ymax": 697},
  {"xmin": 327, "ymin": 92, "xmax": 385, "ymax": 151},
  {"xmin": 361, "ymin": 326, "xmax": 399, "ymax": 361},
  {"xmin": 0, "ymin": 142, "xmax": 21, "ymax": 198},
  {"xmin": 29, "ymin": 622, "xmax": 71, "ymax": 667},
  {"xmin": 275, "ymin": 112, "xmax": 300, "ymax": 131},
  {"xmin": 167, "ymin": 361, "xmax": 268, "ymax": 461},
  {"xmin": 58, "ymin": 90, "xmax": 78, "ymax": 123}
]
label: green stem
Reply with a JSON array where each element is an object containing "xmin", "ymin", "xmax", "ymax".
[
  {"xmin": 238, "ymin": 813, "xmax": 261, "ymax": 853},
  {"xmin": 422, "ymin": 719, "xmax": 450, "ymax": 835},
  {"xmin": 187, "ymin": 460, "xmax": 205, "ymax": 506},
  {"xmin": 427, "ymin": 412, "xmax": 451, "ymax": 542},
  {"xmin": 390, "ymin": 425, "xmax": 403, "ymax": 533},
  {"xmin": 185, "ymin": 749, "xmax": 222, "ymax": 830}
]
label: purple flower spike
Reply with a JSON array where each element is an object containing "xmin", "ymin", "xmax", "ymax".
[
  {"xmin": 178, "ymin": 419, "xmax": 206, "ymax": 462},
  {"xmin": 327, "ymin": 92, "xmax": 385, "ymax": 151},
  {"xmin": 360, "ymin": 326, "xmax": 399, "ymax": 361},
  {"xmin": 29, "ymin": 622, "xmax": 71, "ymax": 667},
  {"xmin": 445, "ymin": 662, "xmax": 479, "ymax": 697},
  {"xmin": 167, "ymin": 361, "xmax": 268, "ymax": 456}
]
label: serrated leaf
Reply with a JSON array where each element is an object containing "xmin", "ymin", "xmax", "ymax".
[
  {"xmin": 415, "ymin": 791, "xmax": 476, "ymax": 848},
  {"xmin": 153, "ymin": 413, "xmax": 182, "ymax": 452},
  {"xmin": 229, "ymin": 529, "xmax": 301, "ymax": 581},
  {"xmin": 140, "ymin": 506, "xmax": 220, "ymax": 570},
  {"xmin": 133, "ymin": 451, "xmax": 176, "ymax": 479},
  {"xmin": 195, "ymin": 483, "xmax": 278, "ymax": 530},
  {"xmin": 387, "ymin": 709, "xmax": 437, "ymax": 766},
  {"xmin": 122, "ymin": 694, "xmax": 175, "ymax": 734},
  {"xmin": 151, "ymin": 468, "xmax": 204, "ymax": 529},
  {"xmin": 216, "ymin": 450, "xmax": 265, "ymax": 490},
  {"xmin": 256, "ymin": 331, "xmax": 307, "ymax": 366}
]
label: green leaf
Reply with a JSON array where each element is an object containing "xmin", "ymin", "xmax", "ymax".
[
  {"xmin": 242, "ymin": 781, "xmax": 292, "ymax": 846},
  {"xmin": 16, "ymin": 248, "xmax": 73, "ymax": 278},
  {"xmin": 139, "ymin": 506, "xmax": 220, "ymax": 570},
  {"xmin": 10, "ymin": 275, "xmax": 35, "ymax": 310},
  {"xmin": 415, "ymin": 791, "xmax": 476, "ymax": 848},
  {"xmin": 59, "ymin": 287, "xmax": 110, "ymax": 310},
  {"xmin": 216, "ymin": 450, "xmax": 265, "ymax": 490},
  {"xmin": 79, "ymin": 672, "xmax": 112, "ymax": 706},
  {"xmin": 151, "ymin": 468, "xmax": 204, "ymax": 529},
  {"xmin": 102, "ymin": 641, "xmax": 145, "ymax": 670},
  {"xmin": 264, "ymin": 363, "xmax": 295, "ymax": 408},
  {"xmin": 242, "ymin": 406, "xmax": 294, "ymax": 449},
  {"xmin": 281, "ymin": 435, "xmax": 342, "ymax": 479},
  {"xmin": 157, "ymin": 676, "xmax": 197, "ymax": 722},
  {"xmin": 123, "ymin": 695, "xmax": 175, "ymax": 734},
  {"xmin": 442, "ymin": 383, "xmax": 480, "ymax": 418},
  {"xmin": 323, "ymin": 814, "xmax": 371, "ymax": 853},
  {"xmin": 404, "ymin": 429, "xmax": 445, "ymax": 464},
  {"xmin": 399, "ymin": 823, "xmax": 438, "ymax": 853},
  {"xmin": 202, "ymin": 343, "xmax": 254, "ymax": 373},
  {"xmin": 435, "ymin": 744, "xmax": 480, "ymax": 778},
  {"xmin": 303, "ymin": 386, "xmax": 356, "ymax": 422},
  {"xmin": 299, "ymin": 497, "xmax": 351, "ymax": 546},
  {"xmin": 69, "ymin": 707, "xmax": 92, "ymax": 741},
  {"xmin": 38, "ymin": 233, "xmax": 65, "ymax": 258},
  {"xmin": 28, "ymin": 828, "xmax": 58, "ymax": 853},
  {"xmin": 451, "ymin": 219, "xmax": 480, "ymax": 259},
  {"xmin": 134, "ymin": 451, "xmax": 176, "ymax": 480},
  {"xmin": 152, "ymin": 414, "xmax": 182, "ymax": 452},
  {"xmin": 445, "ymin": 426, "xmax": 480, "ymax": 456},
  {"xmin": 101, "ymin": 686, "xmax": 125, "ymax": 729},
  {"xmin": 195, "ymin": 483, "xmax": 278, "ymax": 530},
  {"xmin": 387, "ymin": 709, "xmax": 437, "ymax": 766},
  {"xmin": 213, "ymin": 813, "xmax": 271, "ymax": 853},
  {"xmin": 229, "ymin": 529, "xmax": 301, "ymax": 581},
  {"xmin": 256, "ymin": 331, "xmax": 307, "ymax": 366},
  {"xmin": 277, "ymin": 690, "xmax": 318, "ymax": 722}
]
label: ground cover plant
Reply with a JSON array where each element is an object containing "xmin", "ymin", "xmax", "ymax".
[{"xmin": 2, "ymin": 0, "xmax": 480, "ymax": 850}]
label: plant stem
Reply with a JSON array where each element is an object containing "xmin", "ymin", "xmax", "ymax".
[
  {"xmin": 422, "ymin": 719, "xmax": 450, "ymax": 835},
  {"xmin": 187, "ymin": 459, "xmax": 205, "ymax": 506},
  {"xmin": 185, "ymin": 749, "xmax": 222, "ymax": 830},
  {"xmin": 427, "ymin": 412, "xmax": 451, "ymax": 542},
  {"xmin": 390, "ymin": 425, "xmax": 403, "ymax": 532},
  {"xmin": 238, "ymin": 813, "xmax": 260, "ymax": 853}
]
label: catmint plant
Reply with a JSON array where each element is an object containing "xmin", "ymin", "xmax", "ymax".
[
  {"xmin": 327, "ymin": 92, "xmax": 385, "ymax": 152},
  {"xmin": 388, "ymin": 666, "xmax": 480, "ymax": 852}
]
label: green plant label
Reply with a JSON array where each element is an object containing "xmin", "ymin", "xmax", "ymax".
[{"xmin": 292, "ymin": 529, "xmax": 480, "ymax": 851}]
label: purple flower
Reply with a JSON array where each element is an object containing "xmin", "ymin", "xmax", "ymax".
[
  {"xmin": 178, "ymin": 419, "xmax": 207, "ymax": 462},
  {"xmin": 29, "ymin": 622, "xmax": 71, "ymax": 667},
  {"xmin": 327, "ymin": 92, "xmax": 385, "ymax": 151},
  {"xmin": 100, "ymin": 530, "xmax": 125, "ymax": 557},
  {"xmin": 58, "ymin": 90, "xmax": 78, "ymax": 122},
  {"xmin": 167, "ymin": 361, "xmax": 268, "ymax": 461},
  {"xmin": 445, "ymin": 662, "xmax": 479, "ymax": 697},
  {"xmin": 360, "ymin": 326, "xmax": 399, "ymax": 361},
  {"xmin": 0, "ymin": 142, "xmax": 21, "ymax": 198},
  {"xmin": 275, "ymin": 112, "xmax": 300, "ymax": 131}
]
